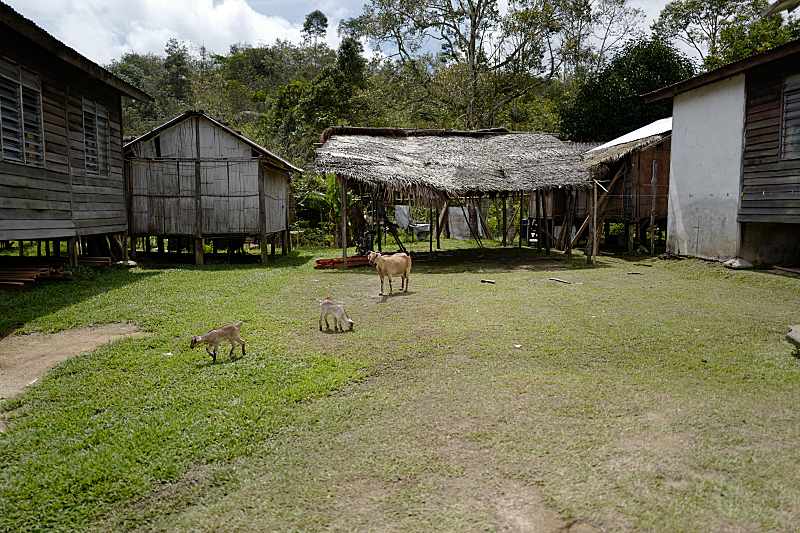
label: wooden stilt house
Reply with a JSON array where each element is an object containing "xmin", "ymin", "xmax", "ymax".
[
  {"xmin": 123, "ymin": 111, "xmax": 301, "ymax": 264},
  {"xmin": 0, "ymin": 2, "xmax": 150, "ymax": 265}
]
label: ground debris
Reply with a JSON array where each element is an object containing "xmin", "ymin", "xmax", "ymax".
[
  {"xmin": 549, "ymin": 277, "xmax": 572, "ymax": 284},
  {"xmin": 481, "ymin": 279, "xmax": 496, "ymax": 284}
]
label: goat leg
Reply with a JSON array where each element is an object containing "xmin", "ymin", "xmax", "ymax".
[
  {"xmin": 206, "ymin": 346, "xmax": 217, "ymax": 363},
  {"xmin": 380, "ymin": 276, "xmax": 384, "ymax": 296},
  {"xmin": 405, "ymin": 275, "xmax": 409, "ymax": 292},
  {"xmin": 388, "ymin": 276, "xmax": 393, "ymax": 294},
  {"xmin": 241, "ymin": 341, "xmax": 246, "ymax": 357},
  {"xmin": 229, "ymin": 342, "xmax": 235, "ymax": 358}
]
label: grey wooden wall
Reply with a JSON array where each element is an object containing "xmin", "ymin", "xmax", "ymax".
[
  {"xmin": 127, "ymin": 116, "xmax": 288, "ymax": 237},
  {"xmin": 0, "ymin": 26, "xmax": 126, "ymax": 242}
]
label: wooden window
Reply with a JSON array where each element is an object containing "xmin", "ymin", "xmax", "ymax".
[
  {"xmin": 782, "ymin": 73, "xmax": 800, "ymax": 160},
  {"xmin": 0, "ymin": 57, "xmax": 44, "ymax": 166},
  {"xmin": 82, "ymin": 98, "xmax": 110, "ymax": 174}
]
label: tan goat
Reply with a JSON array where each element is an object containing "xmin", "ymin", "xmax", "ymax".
[
  {"xmin": 190, "ymin": 321, "xmax": 246, "ymax": 363},
  {"xmin": 367, "ymin": 251, "xmax": 412, "ymax": 295}
]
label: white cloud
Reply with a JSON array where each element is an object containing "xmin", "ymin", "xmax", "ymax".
[{"xmin": 5, "ymin": 0, "xmax": 321, "ymax": 64}]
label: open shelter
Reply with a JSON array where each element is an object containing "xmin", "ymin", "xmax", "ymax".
[{"xmin": 314, "ymin": 127, "xmax": 594, "ymax": 261}]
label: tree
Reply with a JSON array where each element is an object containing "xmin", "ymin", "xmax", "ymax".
[
  {"xmin": 653, "ymin": 0, "xmax": 747, "ymax": 63},
  {"xmin": 557, "ymin": 0, "xmax": 645, "ymax": 79},
  {"xmin": 343, "ymin": 0, "xmax": 563, "ymax": 128},
  {"xmin": 163, "ymin": 38, "xmax": 193, "ymax": 103},
  {"xmin": 303, "ymin": 10, "xmax": 329, "ymax": 43},
  {"xmin": 705, "ymin": 0, "xmax": 800, "ymax": 68},
  {"xmin": 559, "ymin": 38, "xmax": 695, "ymax": 141}
]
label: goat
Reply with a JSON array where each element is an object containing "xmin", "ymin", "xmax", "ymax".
[
  {"xmin": 367, "ymin": 251, "xmax": 412, "ymax": 295},
  {"xmin": 319, "ymin": 297, "xmax": 354, "ymax": 332},
  {"xmin": 190, "ymin": 321, "xmax": 246, "ymax": 363}
]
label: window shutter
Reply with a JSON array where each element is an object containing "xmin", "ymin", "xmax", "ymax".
[
  {"xmin": 783, "ymin": 74, "xmax": 800, "ymax": 160},
  {"xmin": 21, "ymin": 69, "xmax": 43, "ymax": 166},
  {"xmin": 96, "ymin": 104, "xmax": 110, "ymax": 175},
  {"xmin": 83, "ymin": 98, "xmax": 99, "ymax": 173},
  {"xmin": 0, "ymin": 58, "xmax": 23, "ymax": 162}
]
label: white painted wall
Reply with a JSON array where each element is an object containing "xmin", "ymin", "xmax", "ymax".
[{"xmin": 667, "ymin": 75, "xmax": 746, "ymax": 260}]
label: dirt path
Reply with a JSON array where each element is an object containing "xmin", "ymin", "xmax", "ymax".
[{"xmin": 0, "ymin": 324, "xmax": 143, "ymax": 401}]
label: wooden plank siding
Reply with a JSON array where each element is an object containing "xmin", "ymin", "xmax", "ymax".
[
  {"xmin": 0, "ymin": 19, "xmax": 128, "ymax": 241},
  {"xmin": 126, "ymin": 115, "xmax": 290, "ymax": 238},
  {"xmin": 740, "ymin": 59, "xmax": 800, "ymax": 223}
]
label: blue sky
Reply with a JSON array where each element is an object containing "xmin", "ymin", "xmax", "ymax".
[{"xmin": 7, "ymin": 0, "xmax": 670, "ymax": 65}]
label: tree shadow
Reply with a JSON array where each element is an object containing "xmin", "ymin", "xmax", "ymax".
[
  {"xmin": 323, "ymin": 248, "xmax": 612, "ymax": 275},
  {"xmin": 0, "ymin": 266, "xmax": 161, "ymax": 339},
  {"xmin": 133, "ymin": 251, "xmax": 312, "ymax": 270}
]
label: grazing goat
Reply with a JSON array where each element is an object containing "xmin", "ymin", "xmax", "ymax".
[
  {"xmin": 367, "ymin": 251, "xmax": 412, "ymax": 295},
  {"xmin": 190, "ymin": 321, "xmax": 246, "ymax": 363},
  {"xmin": 319, "ymin": 297, "xmax": 354, "ymax": 332}
]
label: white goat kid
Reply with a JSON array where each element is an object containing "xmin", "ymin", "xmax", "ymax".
[
  {"xmin": 319, "ymin": 297, "xmax": 354, "ymax": 332},
  {"xmin": 367, "ymin": 251, "xmax": 412, "ymax": 295},
  {"xmin": 190, "ymin": 321, "xmax": 246, "ymax": 363}
]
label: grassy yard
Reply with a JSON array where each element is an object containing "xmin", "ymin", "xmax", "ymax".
[{"xmin": 1, "ymin": 246, "xmax": 800, "ymax": 531}]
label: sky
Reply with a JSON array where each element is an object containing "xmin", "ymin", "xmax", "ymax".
[{"xmin": 6, "ymin": 0, "xmax": 671, "ymax": 65}]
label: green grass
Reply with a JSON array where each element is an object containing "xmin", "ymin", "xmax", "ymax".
[{"xmin": 2, "ymin": 248, "xmax": 800, "ymax": 531}]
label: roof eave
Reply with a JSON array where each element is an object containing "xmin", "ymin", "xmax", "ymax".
[{"xmin": 0, "ymin": 3, "xmax": 152, "ymax": 101}]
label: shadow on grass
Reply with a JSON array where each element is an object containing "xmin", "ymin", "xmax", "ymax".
[
  {"xmin": 321, "ymin": 248, "xmax": 612, "ymax": 275},
  {"xmin": 0, "ymin": 268, "xmax": 161, "ymax": 339},
  {"xmin": 133, "ymin": 251, "xmax": 312, "ymax": 270}
]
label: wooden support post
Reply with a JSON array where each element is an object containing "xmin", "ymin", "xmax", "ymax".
[
  {"xmin": 565, "ymin": 191, "xmax": 574, "ymax": 258},
  {"xmin": 589, "ymin": 181, "xmax": 592, "ymax": 264},
  {"xmin": 501, "ymin": 194, "xmax": 508, "ymax": 247},
  {"xmin": 36, "ymin": 241, "xmax": 41, "ymax": 256},
  {"xmin": 339, "ymin": 175, "xmax": 347, "ymax": 262},
  {"xmin": 436, "ymin": 200, "xmax": 449, "ymax": 243},
  {"xmin": 572, "ymin": 165, "xmax": 624, "ymax": 250},
  {"xmin": 284, "ymin": 196, "xmax": 290, "ymax": 256},
  {"xmin": 67, "ymin": 237, "xmax": 78, "ymax": 267},
  {"xmin": 128, "ymin": 234, "xmax": 135, "ymax": 258},
  {"xmin": 258, "ymin": 163, "xmax": 269, "ymax": 265},
  {"xmin": 54, "ymin": 239, "xmax": 61, "ymax": 257},
  {"xmin": 543, "ymin": 191, "xmax": 550, "ymax": 255},
  {"xmin": 270, "ymin": 234, "xmax": 276, "ymax": 256},
  {"xmin": 194, "ymin": 116, "xmax": 204, "ymax": 266},
  {"xmin": 535, "ymin": 192, "xmax": 543, "ymax": 252},
  {"xmin": 435, "ymin": 201, "xmax": 441, "ymax": 250},
  {"xmin": 45, "ymin": 239, "xmax": 51, "ymax": 257},
  {"xmin": 518, "ymin": 194, "xmax": 524, "ymax": 248},
  {"xmin": 429, "ymin": 206, "xmax": 433, "ymax": 253},
  {"xmin": 157, "ymin": 237, "xmax": 164, "ymax": 255},
  {"xmin": 18, "ymin": 241, "xmax": 24, "ymax": 257},
  {"xmin": 650, "ymin": 159, "xmax": 658, "ymax": 256}
]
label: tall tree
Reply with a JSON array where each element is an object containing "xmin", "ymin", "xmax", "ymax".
[
  {"xmin": 559, "ymin": 38, "xmax": 695, "ymax": 141},
  {"xmin": 343, "ymin": 0, "xmax": 563, "ymax": 128},
  {"xmin": 163, "ymin": 38, "xmax": 193, "ymax": 103},
  {"xmin": 557, "ymin": 0, "xmax": 644, "ymax": 80},
  {"xmin": 705, "ymin": 0, "xmax": 800, "ymax": 68},
  {"xmin": 653, "ymin": 0, "xmax": 747, "ymax": 63}
]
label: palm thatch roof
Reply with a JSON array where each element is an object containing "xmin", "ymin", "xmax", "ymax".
[
  {"xmin": 315, "ymin": 127, "xmax": 591, "ymax": 199},
  {"xmin": 583, "ymin": 135, "xmax": 670, "ymax": 168},
  {"xmin": 582, "ymin": 118, "xmax": 672, "ymax": 169}
]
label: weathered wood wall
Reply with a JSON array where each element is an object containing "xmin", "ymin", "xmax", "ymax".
[
  {"xmin": 127, "ymin": 116, "xmax": 288, "ymax": 237},
  {"xmin": 0, "ymin": 23, "xmax": 126, "ymax": 241},
  {"xmin": 740, "ymin": 58, "xmax": 800, "ymax": 223}
]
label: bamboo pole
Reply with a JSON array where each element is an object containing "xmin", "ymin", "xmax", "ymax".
[
  {"xmin": 591, "ymin": 180, "xmax": 598, "ymax": 263},
  {"xmin": 340, "ymin": 175, "xmax": 347, "ymax": 262},
  {"xmin": 501, "ymin": 194, "xmax": 507, "ymax": 247}
]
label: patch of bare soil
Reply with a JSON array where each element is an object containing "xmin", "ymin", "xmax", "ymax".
[{"xmin": 0, "ymin": 323, "xmax": 144, "ymax": 401}]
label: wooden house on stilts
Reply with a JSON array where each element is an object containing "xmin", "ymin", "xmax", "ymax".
[
  {"xmin": 0, "ymin": 2, "xmax": 150, "ymax": 265},
  {"xmin": 124, "ymin": 111, "xmax": 301, "ymax": 264}
]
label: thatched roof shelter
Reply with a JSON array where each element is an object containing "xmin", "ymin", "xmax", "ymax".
[{"xmin": 315, "ymin": 127, "xmax": 591, "ymax": 199}]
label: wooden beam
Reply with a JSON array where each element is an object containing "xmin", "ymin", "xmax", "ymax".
[
  {"xmin": 429, "ymin": 206, "xmax": 433, "ymax": 253},
  {"xmin": 257, "ymin": 163, "xmax": 269, "ymax": 264},
  {"xmin": 340, "ymin": 175, "xmax": 347, "ymax": 261},
  {"xmin": 501, "ymin": 194, "xmax": 508, "ymax": 247},
  {"xmin": 591, "ymin": 180, "xmax": 598, "ymax": 262},
  {"xmin": 436, "ymin": 200, "xmax": 449, "ymax": 242},
  {"xmin": 194, "ymin": 116, "xmax": 204, "ymax": 266},
  {"xmin": 543, "ymin": 191, "xmax": 550, "ymax": 255},
  {"xmin": 67, "ymin": 237, "xmax": 78, "ymax": 267},
  {"xmin": 571, "ymin": 166, "xmax": 624, "ymax": 249},
  {"xmin": 518, "ymin": 194, "xmax": 524, "ymax": 248}
]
